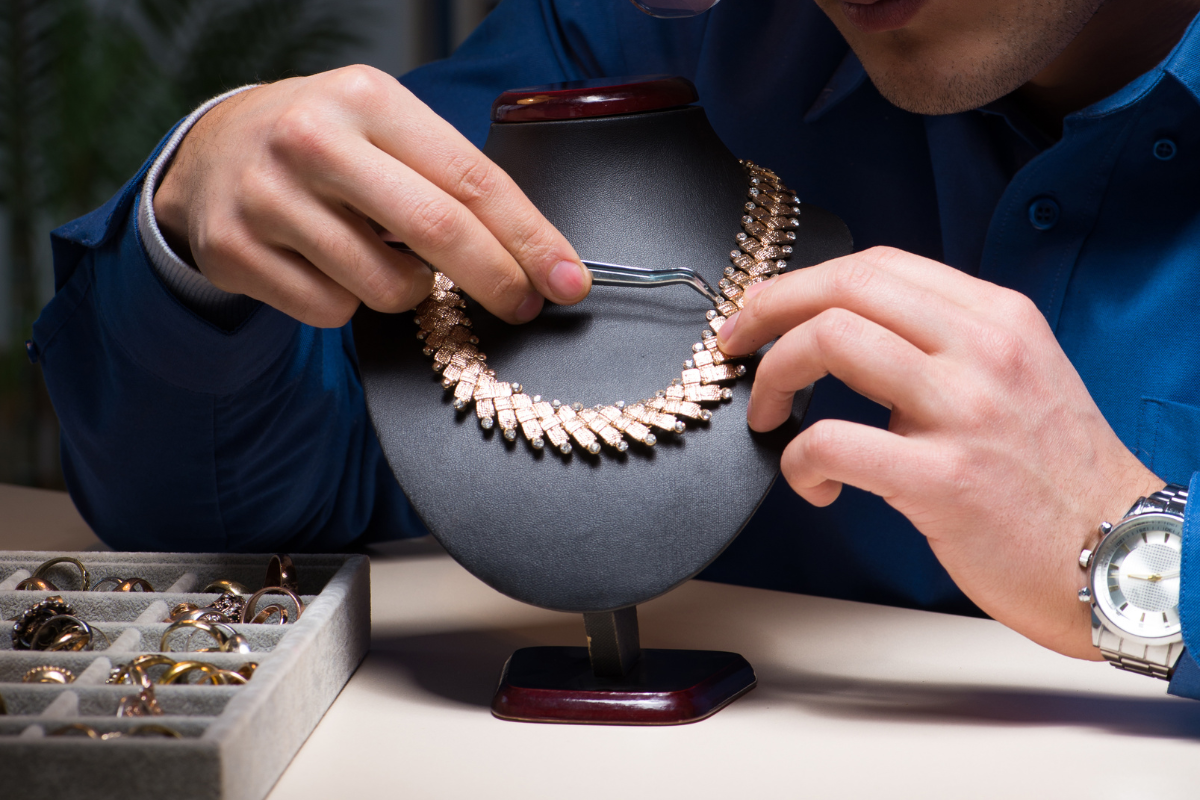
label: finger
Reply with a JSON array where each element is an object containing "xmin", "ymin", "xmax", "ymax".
[
  {"xmin": 248, "ymin": 196, "xmax": 434, "ymax": 314},
  {"xmin": 837, "ymin": 245, "xmax": 995, "ymax": 304},
  {"xmin": 359, "ymin": 78, "xmax": 591, "ymax": 306},
  {"xmin": 718, "ymin": 248, "xmax": 975, "ymax": 357},
  {"xmin": 316, "ymin": 139, "xmax": 555, "ymax": 324},
  {"xmin": 200, "ymin": 232, "xmax": 363, "ymax": 329},
  {"xmin": 781, "ymin": 419, "xmax": 922, "ymax": 509},
  {"xmin": 749, "ymin": 308, "xmax": 935, "ymax": 432}
]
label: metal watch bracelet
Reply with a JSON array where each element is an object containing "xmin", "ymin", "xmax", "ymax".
[
  {"xmin": 1130, "ymin": 483, "xmax": 1188, "ymax": 518},
  {"xmin": 1094, "ymin": 483, "xmax": 1188, "ymax": 680}
]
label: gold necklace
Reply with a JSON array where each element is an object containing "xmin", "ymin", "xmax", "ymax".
[{"xmin": 412, "ymin": 160, "xmax": 799, "ymax": 455}]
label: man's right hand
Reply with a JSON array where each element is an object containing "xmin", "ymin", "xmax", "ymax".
[{"xmin": 153, "ymin": 65, "xmax": 591, "ymax": 328}]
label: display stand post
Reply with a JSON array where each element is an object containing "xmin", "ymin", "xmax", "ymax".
[
  {"xmin": 491, "ymin": 606, "xmax": 756, "ymax": 725},
  {"xmin": 584, "ymin": 607, "xmax": 641, "ymax": 677}
]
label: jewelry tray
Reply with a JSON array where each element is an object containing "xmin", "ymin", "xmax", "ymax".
[{"xmin": 0, "ymin": 551, "xmax": 370, "ymax": 800}]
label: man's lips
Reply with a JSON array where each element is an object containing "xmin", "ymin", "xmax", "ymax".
[{"xmin": 839, "ymin": 0, "xmax": 927, "ymax": 33}]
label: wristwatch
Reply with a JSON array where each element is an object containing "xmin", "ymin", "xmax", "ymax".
[{"xmin": 1078, "ymin": 484, "xmax": 1188, "ymax": 680}]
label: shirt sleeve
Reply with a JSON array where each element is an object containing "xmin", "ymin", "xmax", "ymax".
[
  {"xmin": 1169, "ymin": 471, "xmax": 1200, "ymax": 699},
  {"xmin": 31, "ymin": 0, "xmax": 704, "ymax": 552},
  {"xmin": 33, "ymin": 174, "xmax": 427, "ymax": 551}
]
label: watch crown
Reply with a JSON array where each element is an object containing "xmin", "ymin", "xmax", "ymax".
[
  {"xmin": 1099, "ymin": 521, "xmax": 1113, "ymax": 536},
  {"xmin": 1077, "ymin": 587, "xmax": 1092, "ymax": 603},
  {"xmin": 1078, "ymin": 549, "xmax": 1094, "ymax": 570}
]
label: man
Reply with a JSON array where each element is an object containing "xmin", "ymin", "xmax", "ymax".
[{"xmin": 31, "ymin": 0, "xmax": 1200, "ymax": 695}]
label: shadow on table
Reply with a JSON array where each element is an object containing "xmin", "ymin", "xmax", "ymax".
[
  {"xmin": 369, "ymin": 622, "xmax": 582, "ymax": 708},
  {"xmin": 369, "ymin": 625, "xmax": 1200, "ymax": 738},
  {"xmin": 757, "ymin": 670, "xmax": 1200, "ymax": 740}
]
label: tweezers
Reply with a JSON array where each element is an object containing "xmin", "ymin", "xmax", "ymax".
[
  {"xmin": 385, "ymin": 241, "xmax": 721, "ymax": 305},
  {"xmin": 582, "ymin": 260, "xmax": 721, "ymax": 304}
]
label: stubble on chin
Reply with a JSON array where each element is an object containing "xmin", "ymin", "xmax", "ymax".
[
  {"xmin": 820, "ymin": 0, "xmax": 1105, "ymax": 116},
  {"xmin": 864, "ymin": 43, "xmax": 1037, "ymax": 115}
]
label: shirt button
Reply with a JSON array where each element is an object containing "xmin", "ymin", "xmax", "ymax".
[
  {"xmin": 1028, "ymin": 197, "xmax": 1060, "ymax": 231},
  {"xmin": 1154, "ymin": 138, "xmax": 1177, "ymax": 160}
]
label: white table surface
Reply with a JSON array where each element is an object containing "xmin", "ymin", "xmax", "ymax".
[{"xmin": 3, "ymin": 483, "xmax": 1199, "ymax": 799}]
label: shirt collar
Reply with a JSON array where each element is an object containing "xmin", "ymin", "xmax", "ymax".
[
  {"xmin": 1070, "ymin": 11, "xmax": 1200, "ymax": 120},
  {"xmin": 803, "ymin": 48, "xmax": 867, "ymax": 123},
  {"xmin": 1155, "ymin": 9, "xmax": 1200, "ymax": 107}
]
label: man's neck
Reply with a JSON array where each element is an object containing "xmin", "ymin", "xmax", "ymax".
[{"xmin": 1015, "ymin": 0, "xmax": 1200, "ymax": 138}]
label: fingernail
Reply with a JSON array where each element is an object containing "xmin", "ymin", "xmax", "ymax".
[
  {"xmin": 718, "ymin": 311, "xmax": 740, "ymax": 344},
  {"xmin": 515, "ymin": 291, "xmax": 543, "ymax": 323},
  {"xmin": 548, "ymin": 260, "xmax": 587, "ymax": 302},
  {"xmin": 743, "ymin": 280, "xmax": 768, "ymax": 302}
]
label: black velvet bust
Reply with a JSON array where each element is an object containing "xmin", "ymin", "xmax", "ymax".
[{"xmin": 353, "ymin": 81, "xmax": 852, "ymax": 614}]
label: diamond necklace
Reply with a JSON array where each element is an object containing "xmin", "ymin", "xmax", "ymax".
[{"xmin": 411, "ymin": 160, "xmax": 800, "ymax": 456}]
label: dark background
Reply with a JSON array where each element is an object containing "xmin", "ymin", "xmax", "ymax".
[{"xmin": 0, "ymin": 0, "xmax": 496, "ymax": 488}]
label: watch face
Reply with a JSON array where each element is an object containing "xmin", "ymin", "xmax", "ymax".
[{"xmin": 1092, "ymin": 513, "xmax": 1183, "ymax": 642}]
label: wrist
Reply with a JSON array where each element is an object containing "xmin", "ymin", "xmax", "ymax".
[
  {"xmin": 152, "ymin": 85, "xmax": 261, "ymax": 266},
  {"xmin": 1053, "ymin": 462, "xmax": 1164, "ymax": 661}
]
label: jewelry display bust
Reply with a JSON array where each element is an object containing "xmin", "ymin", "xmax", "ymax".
[
  {"xmin": 355, "ymin": 76, "xmax": 851, "ymax": 612},
  {"xmin": 353, "ymin": 76, "xmax": 852, "ymax": 722}
]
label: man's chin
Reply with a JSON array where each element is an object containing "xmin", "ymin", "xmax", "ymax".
[{"xmin": 861, "ymin": 63, "xmax": 1027, "ymax": 116}]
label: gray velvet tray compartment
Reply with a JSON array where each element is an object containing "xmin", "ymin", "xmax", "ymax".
[{"xmin": 0, "ymin": 551, "xmax": 370, "ymax": 800}]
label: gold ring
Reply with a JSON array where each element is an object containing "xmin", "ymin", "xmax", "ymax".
[
  {"xmin": 0, "ymin": 692, "xmax": 7, "ymax": 715},
  {"xmin": 165, "ymin": 602, "xmax": 199, "ymax": 622},
  {"xmin": 117, "ymin": 686, "xmax": 163, "ymax": 718},
  {"xmin": 110, "ymin": 655, "xmax": 177, "ymax": 687},
  {"xmin": 12, "ymin": 596, "xmax": 74, "ymax": 649},
  {"xmin": 29, "ymin": 615, "xmax": 95, "ymax": 652},
  {"xmin": 213, "ymin": 669, "xmax": 249, "ymax": 685},
  {"xmin": 38, "ymin": 620, "xmax": 110, "ymax": 652},
  {"xmin": 22, "ymin": 665, "xmax": 76, "ymax": 684},
  {"xmin": 167, "ymin": 605, "xmax": 232, "ymax": 624},
  {"xmin": 202, "ymin": 579, "xmax": 249, "ymax": 596},
  {"xmin": 116, "ymin": 578, "xmax": 154, "ymax": 592},
  {"xmin": 207, "ymin": 592, "xmax": 247, "ymax": 621},
  {"xmin": 127, "ymin": 724, "xmax": 181, "ymax": 738},
  {"xmin": 42, "ymin": 629, "xmax": 89, "ymax": 651},
  {"xmin": 158, "ymin": 660, "xmax": 224, "ymax": 685},
  {"xmin": 160, "ymin": 620, "xmax": 251, "ymax": 654},
  {"xmin": 242, "ymin": 587, "xmax": 304, "ymax": 624},
  {"xmin": 236, "ymin": 662, "xmax": 259, "ymax": 681},
  {"xmin": 94, "ymin": 576, "xmax": 155, "ymax": 592},
  {"xmin": 265, "ymin": 554, "xmax": 299, "ymax": 592},
  {"xmin": 29, "ymin": 556, "xmax": 91, "ymax": 591},
  {"xmin": 13, "ymin": 576, "xmax": 56, "ymax": 591},
  {"xmin": 51, "ymin": 723, "xmax": 99, "ymax": 738},
  {"xmin": 250, "ymin": 604, "xmax": 289, "ymax": 625}
]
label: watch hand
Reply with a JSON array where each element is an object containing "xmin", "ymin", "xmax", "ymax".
[{"xmin": 1124, "ymin": 569, "xmax": 1181, "ymax": 582}]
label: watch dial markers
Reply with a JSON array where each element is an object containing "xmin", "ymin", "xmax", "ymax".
[{"xmin": 1094, "ymin": 517, "xmax": 1183, "ymax": 640}]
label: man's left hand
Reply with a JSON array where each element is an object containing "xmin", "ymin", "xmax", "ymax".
[{"xmin": 717, "ymin": 246, "xmax": 1163, "ymax": 659}]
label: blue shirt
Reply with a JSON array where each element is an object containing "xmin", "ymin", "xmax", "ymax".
[{"xmin": 30, "ymin": 0, "xmax": 1200, "ymax": 696}]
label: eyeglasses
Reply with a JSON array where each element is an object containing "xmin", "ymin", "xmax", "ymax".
[{"xmin": 629, "ymin": 0, "xmax": 722, "ymax": 19}]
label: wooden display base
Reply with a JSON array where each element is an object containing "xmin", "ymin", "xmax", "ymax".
[{"xmin": 492, "ymin": 646, "xmax": 756, "ymax": 725}]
